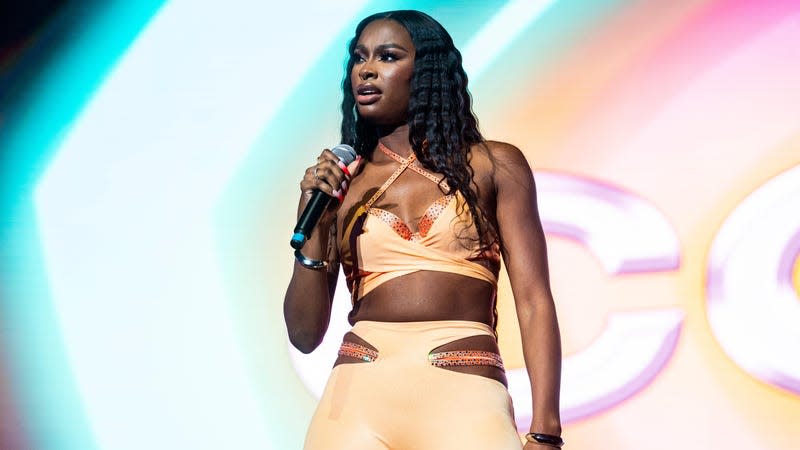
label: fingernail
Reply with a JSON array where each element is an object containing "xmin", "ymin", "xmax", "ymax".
[
  {"xmin": 341, "ymin": 180, "xmax": 349, "ymax": 191},
  {"xmin": 338, "ymin": 161, "xmax": 351, "ymax": 178}
]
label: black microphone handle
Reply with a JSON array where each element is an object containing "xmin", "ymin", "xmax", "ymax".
[
  {"xmin": 290, "ymin": 144, "xmax": 356, "ymax": 251},
  {"xmin": 290, "ymin": 189, "xmax": 332, "ymax": 249}
]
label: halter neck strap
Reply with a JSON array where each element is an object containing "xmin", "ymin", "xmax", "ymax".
[
  {"xmin": 377, "ymin": 142, "xmax": 450, "ymax": 189},
  {"xmin": 365, "ymin": 148, "xmax": 414, "ymax": 209}
]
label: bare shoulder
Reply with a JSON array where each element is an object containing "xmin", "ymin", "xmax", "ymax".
[{"xmin": 470, "ymin": 140, "xmax": 533, "ymax": 185}]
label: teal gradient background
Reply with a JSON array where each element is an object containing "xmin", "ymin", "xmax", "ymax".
[{"xmin": 1, "ymin": 1, "xmax": 799, "ymax": 449}]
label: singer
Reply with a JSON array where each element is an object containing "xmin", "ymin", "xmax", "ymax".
[{"xmin": 284, "ymin": 10, "xmax": 562, "ymax": 450}]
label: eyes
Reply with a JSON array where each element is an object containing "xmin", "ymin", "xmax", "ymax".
[{"xmin": 353, "ymin": 51, "xmax": 401, "ymax": 63}]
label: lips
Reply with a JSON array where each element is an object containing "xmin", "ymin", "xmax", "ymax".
[{"xmin": 356, "ymin": 84, "xmax": 382, "ymax": 104}]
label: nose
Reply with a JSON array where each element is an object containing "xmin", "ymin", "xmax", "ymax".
[{"xmin": 359, "ymin": 61, "xmax": 376, "ymax": 80}]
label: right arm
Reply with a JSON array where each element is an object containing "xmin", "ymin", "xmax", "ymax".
[{"xmin": 283, "ymin": 149, "xmax": 353, "ymax": 353}]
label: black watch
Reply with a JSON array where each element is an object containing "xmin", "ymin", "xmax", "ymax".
[{"xmin": 525, "ymin": 432, "xmax": 564, "ymax": 448}]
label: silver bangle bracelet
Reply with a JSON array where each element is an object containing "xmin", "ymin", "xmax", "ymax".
[{"xmin": 294, "ymin": 249, "xmax": 327, "ymax": 270}]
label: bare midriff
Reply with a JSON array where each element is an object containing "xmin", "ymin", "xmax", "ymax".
[
  {"xmin": 340, "ymin": 270, "xmax": 506, "ymax": 386},
  {"xmin": 348, "ymin": 270, "xmax": 497, "ymax": 326}
]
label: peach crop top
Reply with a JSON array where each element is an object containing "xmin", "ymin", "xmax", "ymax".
[{"xmin": 340, "ymin": 143, "xmax": 500, "ymax": 303}]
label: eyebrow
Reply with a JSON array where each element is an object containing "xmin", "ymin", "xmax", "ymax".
[{"xmin": 354, "ymin": 43, "xmax": 410, "ymax": 53}]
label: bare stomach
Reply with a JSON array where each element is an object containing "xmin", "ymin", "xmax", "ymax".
[
  {"xmin": 348, "ymin": 271, "xmax": 497, "ymax": 326},
  {"xmin": 342, "ymin": 271, "xmax": 506, "ymax": 386}
]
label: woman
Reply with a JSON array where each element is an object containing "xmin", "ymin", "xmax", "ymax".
[{"xmin": 284, "ymin": 10, "xmax": 562, "ymax": 450}]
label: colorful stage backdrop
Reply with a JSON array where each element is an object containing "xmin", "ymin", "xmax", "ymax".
[{"xmin": 1, "ymin": 1, "xmax": 798, "ymax": 449}]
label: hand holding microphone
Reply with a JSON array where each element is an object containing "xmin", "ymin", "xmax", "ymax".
[{"xmin": 291, "ymin": 144, "xmax": 358, "ymax": 254}]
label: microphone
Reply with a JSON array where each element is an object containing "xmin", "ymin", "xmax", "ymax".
[{"xmin": 290, "ymin": 144, "xmax": 357, "ymax": 250}]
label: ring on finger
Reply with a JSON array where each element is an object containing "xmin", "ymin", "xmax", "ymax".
[{"xmin": 313, "ymin": 167, "xmax": 319, "ymax": 180}]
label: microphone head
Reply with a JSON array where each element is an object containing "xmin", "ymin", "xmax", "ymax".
[{"xmin": 331, "ymin": 144, "xmax": 357, "ymax": 165}]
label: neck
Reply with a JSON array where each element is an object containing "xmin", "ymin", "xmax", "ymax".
[{"xmin": 375, "ymin": 123, "xmax": 412, "ymax": 158}]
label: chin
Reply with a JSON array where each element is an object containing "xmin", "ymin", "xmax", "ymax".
[{"xmin": 357, "ymin": 108, "xmax": 405, "ymax": 127}]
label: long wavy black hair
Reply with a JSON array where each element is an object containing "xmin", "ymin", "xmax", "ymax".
[{"xmin": 341, "ymin": 10, "xmax": 496, "ymax": 251}]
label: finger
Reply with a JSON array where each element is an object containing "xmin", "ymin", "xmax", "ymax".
[
  {"xmin": 331, "ymin": 188, "xmax": 344, "ymax": 203},
  {"xmin": 336, "ymin": 159, "xmax": 352, "ymax": 178},
  {"xmin": 302, "ymin": 149, "xmax": 351, "ymax": 199},
  {"xmin": 315, "ymin": 165, "xmax": 347, "ymax": 199},
  {"xmin": 346, "ymin": 155, "xmax": 364, "ymax": 178},
  {"xmin": 319, "ymin": 149, "xmax": 342, "ymax": 165},
  {"xmin": 316, "ymin": 156, "xmax": 349, "ymax": 187},
  {"xmin": 320, "ymin": 149, "xmax": 354, "ymax": 181},
  {"xmin": 300, "ymin": 166, "xmax": 333, "ymax": 198}
]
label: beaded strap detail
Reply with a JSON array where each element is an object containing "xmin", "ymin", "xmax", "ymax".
[
  {"xmin": 378, "ymin": 142, "xmax": 450, "ymax": 191},
  {"xmin": 364, "ymin": 152, "xmax": 414, "ymax": 210},
  {"xmin": 428, "ymin": 350, "xmax": 505, "ymax": 370},
  {"xmin": 338, "ymin": 341, "xmax": 379, "ymax": 362}
]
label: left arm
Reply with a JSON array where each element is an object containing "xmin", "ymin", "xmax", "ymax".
[{"xmin": 489, "ymin": 142, "xmax": 562, "ymax": 448}]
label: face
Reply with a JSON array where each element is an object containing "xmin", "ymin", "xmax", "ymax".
[{"xmin": 351, "ymin": 20, "xmax": 416, "ymax": 126}]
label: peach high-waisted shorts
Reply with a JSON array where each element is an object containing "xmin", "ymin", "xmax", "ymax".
[{"xmin": 303, "ymin": 320, "xmax": 522, "ymax": 449}]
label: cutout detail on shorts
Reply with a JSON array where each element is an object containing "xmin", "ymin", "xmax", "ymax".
[
  {"xmin": 338, "ymin": 341, "xmax": 379, "ymax": 362},
  {"xmin": 428, "ymin": 334, "xmax": 508, "ymax": 387},
  {"xmin": 428, "ymin": 350, "xmax": 504, "ymax": 370},
  {"xmin": 333, "ymin": 332, "xmax": 379, "ymax": 367}
]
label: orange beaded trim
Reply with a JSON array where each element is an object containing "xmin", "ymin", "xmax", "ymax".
[
  {"xmin": 338, "ymin": 341, "xmax": 379, "ymax": 362},
  {"xmin": 428, "ymin": 350, "xmax": 505, "ymax": 370},
  {"xmin": 367, "ymin": 194, "xmax": 454, "ymax": 242}
]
